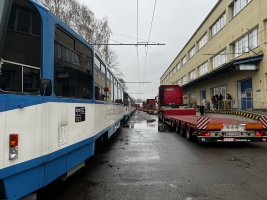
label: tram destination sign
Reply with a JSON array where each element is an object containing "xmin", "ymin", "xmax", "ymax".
[{"xmin": 75, "ymin": 107, "xmax": 85, "ymax": 122}]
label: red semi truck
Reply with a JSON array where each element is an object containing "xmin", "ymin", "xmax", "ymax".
[
  {"xmin": 146, "ymin": 99, "xmax": 157, "ymax": 114},
  {"xmin": 142, "ymin": 102, "xmax": 146, "ymax": 112},
  {"xmin": 158, "ymin": 85, "xmax": 267, "ymax": 142}
]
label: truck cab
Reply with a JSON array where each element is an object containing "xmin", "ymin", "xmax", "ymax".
[{"xmin": 158, "ymin": 85, "xmax": 185, "ymax": 120}]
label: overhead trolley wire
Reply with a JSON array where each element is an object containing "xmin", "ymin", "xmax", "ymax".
[
  {"xmin": 136, "ymin": 0, "xmax": 141, "ymax": 97},
  {"xmin": 141, "ymin": 0, "xmax": 157, "ymax": 93},
  {"xmin": 112, "ymin": 33, "xmax": 159, "ymax": 44}
]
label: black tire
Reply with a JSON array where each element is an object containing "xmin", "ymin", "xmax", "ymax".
[
  {"xmin": 171, "ymin": 121, "xmax": 175, "ymax": 130},
  {"xmin": 158, "ymin": 112, "xmax": 163, "ymax": 122},
  {"xmin": 180, "ymin": 126, "xmax": 185, "ymax": 137},
  {"xmin": 186, "ymin": 128, "xmax": 193, "ymax": 141},
  {"xmin": 175, "ymin": 125, "xmax": 179, "ymax": 133}
]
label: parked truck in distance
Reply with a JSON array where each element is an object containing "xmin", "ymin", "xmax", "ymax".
[
  {"xmin": 146, "ymin": 99, "xmax": 157, "ymax": 114},
  {"xmin": 158, "ymin": 85, "xmax": 267, "ymax": 142},
  {"xmin": 136, "ymin": 104, "xmax": 142, "ymax": 111},
  {"xmin": 158, "ymin": 84, "xmax": 185, "ymax": 121},
  {"xmin": 142, "ymin": 102, "xmax": 146, "ymax": 112}
]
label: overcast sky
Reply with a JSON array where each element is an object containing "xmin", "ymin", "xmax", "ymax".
[{"xmin": 85, "ymin": 0, "xmax": 217, "ymax": 101}]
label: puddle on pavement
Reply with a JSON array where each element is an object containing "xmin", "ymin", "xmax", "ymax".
[
  {"xmin": 125, "ymin": 119, "xmax": 158, "ymax": 130},
  {"xmin": 124, "ymin": 155, "xmax": 160, "ymax": 162}
]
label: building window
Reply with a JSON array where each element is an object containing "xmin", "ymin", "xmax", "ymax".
[
  {"xmin": 198, "ymin": 33, "xmax": 207, "ymax": 50},
  {"xmin": 178, "ymin": 79, "xmax": 181, "ymax": 85},
  {"xmin": 233, "ymin": 27, "xmax": 259, "ymax": 58},
  {"xmin": 177, "ymin": 62, "xmax": 181, "ymax": 70},
  {"xmin": 173, "ymin": 67, "xmax": 176, "ymax": 74},
  {"xmin": 248, "ymin": 28, "xmax": 259, "ymax": 49},
  {"xmin": 212, "ymin": 85, "xmax": 227, "ymax": 99},
  {"xmin": 212, "ymin": 50, "xmax": 227, "ymax": 69},
  {"xmin": 182, "ymin": 56, "xmax": 186, "ymax": 65},
  {"xmin": 189, "ymin": 70, "xmax": 196, "ymax": 81},
  {"xmin": 189, "ymin": 46, "xmax": 195, "ymax": 58},
  {"xmin": 199, "ymin": 62, "xmax": 208, "ymax": 76},
  {"xmin": 182, "ymin": 75, "xmax": 187, "ymax": 85},
  {"xmin": 211, "ymin": 13, "xmax": 226, "ymax": 37},
  {"xmin": 189, "ymin": 93, "xmax": 197, "ymax": 104},
  {"xmin": 230, "ymin": 0, "xmax": 252, "ymax": 19}
]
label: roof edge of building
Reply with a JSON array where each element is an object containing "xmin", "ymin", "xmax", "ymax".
[{"xmin": 160, "ymin": 0, "xmax": 222, "ymax": 79}]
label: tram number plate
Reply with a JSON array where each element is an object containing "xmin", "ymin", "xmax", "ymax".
[
  {"xmin": 224, "ymin": 132, "xmax": 241, "ymax": 136},
  {"xmin": 75, "ymin": 107, "xmax": 85, "ymax": 122}
]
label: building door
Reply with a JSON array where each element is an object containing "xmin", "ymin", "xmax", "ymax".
[
  {"xmin": 200, "ymin": 90, "xmax": 206, "ymax": 100},
  {"xmin": 200, "ymin": 90, "xmax": 206, "ymax": 103},
  {"xmin": 240, "ymin": 79, "xmax": 253, "ymax": 110}
]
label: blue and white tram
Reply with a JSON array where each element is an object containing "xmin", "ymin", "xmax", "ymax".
[
  {"xmin": 122, "ymin": 92, "xmax": 136, "ymax": 122},
  {"xmin": 0, "ymin": 0, "xmax": 132, "ymax": 199}
]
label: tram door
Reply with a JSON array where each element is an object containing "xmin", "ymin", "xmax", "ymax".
[{"xmin": 241, "ymin": 79, "xmax": 253, "ymax": 110}]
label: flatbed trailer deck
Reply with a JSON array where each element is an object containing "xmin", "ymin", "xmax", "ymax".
[{"xmin": 160, "ymin": 108, "xmax": 267, "ymax": 143}]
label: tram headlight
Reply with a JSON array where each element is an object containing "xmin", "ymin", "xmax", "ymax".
[{"xmin": 9, "ymin": 147, "xmax": 18, "ymax": 160}]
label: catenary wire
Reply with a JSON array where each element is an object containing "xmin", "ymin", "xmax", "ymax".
[{"xmin": 140, "ymin": 0, "xmax": 157, "ymax": 94}]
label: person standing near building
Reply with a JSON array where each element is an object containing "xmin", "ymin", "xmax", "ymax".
[
  {"xmin": 218, "ymin": 93, "xmax": 223, "ymax": 110},
  {"xmin": 199, "ymin": 104, "xmax": 205, "ymax": 116},
  {"xmin": 215, "ymin": 94, "xmax": 219, "ymax": 110},
  {"xmin": 227, "ymin": 93, "xmax": 232, "ymax": 109},
  {"xmin": 211, "ymin": 95, "xmax": 216, "ymax": 110}
]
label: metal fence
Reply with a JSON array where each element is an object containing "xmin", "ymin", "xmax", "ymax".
[{"xmin": 210, "ymin": 99, "xmax": 267, "ymax": 113}]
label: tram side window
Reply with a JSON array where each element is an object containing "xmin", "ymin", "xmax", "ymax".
[
  {"xmin": 120, "ymin": 87, "xmax": 124, "ymax": 102},
  {"xmin": 123, "ymin": 93, "xmax": 129, "ymax": 106},
  {"xmin": 114, "ymin": 80, "xmax": 119, "ymax": 103},
  {"xmin": 94, "ymin": 56, "xmax": 106, "ymax": 101},
  {"xmin": 106, "ymin": 70, "xmax": 110, "ymax": 102},
  {"xmin": 54, "ymin": 27, "xmax": 93, "ymax": 99},
  {"xmin": 118, "ymin": 85, "xmax": 121, "ymax": 100},
  {"xmin": 1, "ymin": 0, "xmax": 42, "ymax": 93},
  {"xmin": 110, "ymin": 74, "xmax": 114, "ymax": 103}
]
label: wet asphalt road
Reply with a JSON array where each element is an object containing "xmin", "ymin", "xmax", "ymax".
[{"xmin": 41, "ymin": 111, "xmax": 267, "ymax": 200}]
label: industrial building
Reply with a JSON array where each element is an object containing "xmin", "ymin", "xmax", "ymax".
[{"xmin": 160, "ymin": 0, "xmax": 266, "ymax": 111}]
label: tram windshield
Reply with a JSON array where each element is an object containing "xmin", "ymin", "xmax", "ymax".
[
  {"xmin": 0, "ymin": 1, "xmax": 4, "ymax": 22},
  {"xmin": 0, "ymin": 0, "xmax": 42, "ymax": 94},
  {"xmin": 0, "ymin": 0, "xmax": 12, "ymax": 59}
]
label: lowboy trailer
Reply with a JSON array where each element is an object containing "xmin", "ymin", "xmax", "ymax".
[
  {"xmin": 160, "ymin": 108, "xmax": 267, "ymax": 142},
  {"xmin": 157, "ymin": 85, "xmax": 267, "ymax": 142}
]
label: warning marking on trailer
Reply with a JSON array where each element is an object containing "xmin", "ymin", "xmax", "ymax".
[
  {"xmin": 197, "ymin": 116, "xmax": 209, "ymax": 129},
  {"xmin": 260, "ymin": 116, "xmax": 267, "ymax": 129}
]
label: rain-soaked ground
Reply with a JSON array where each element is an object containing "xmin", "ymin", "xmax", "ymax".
[{"xmin": 38, "ymin": 111, "xmax": 267, "ymax": 200}]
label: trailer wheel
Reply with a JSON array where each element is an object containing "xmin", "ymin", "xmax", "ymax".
[
  {"xmin": 171, "ymin": 121, "xmax": 175, "ymax": 130},
  {"xmin": 158, "ymin": 112, "xmax": 163, "ymax": 122},
  {"xmin": 186, "ymin": 128, "xmax": 193, "ymax": 141},
  {"xmin": 180, "ymin": 126, "xmax": 185, "ymax": 137},
  {"xmin": 175, "ymin": 125, "xmax": 179, "ymax": 133}
]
